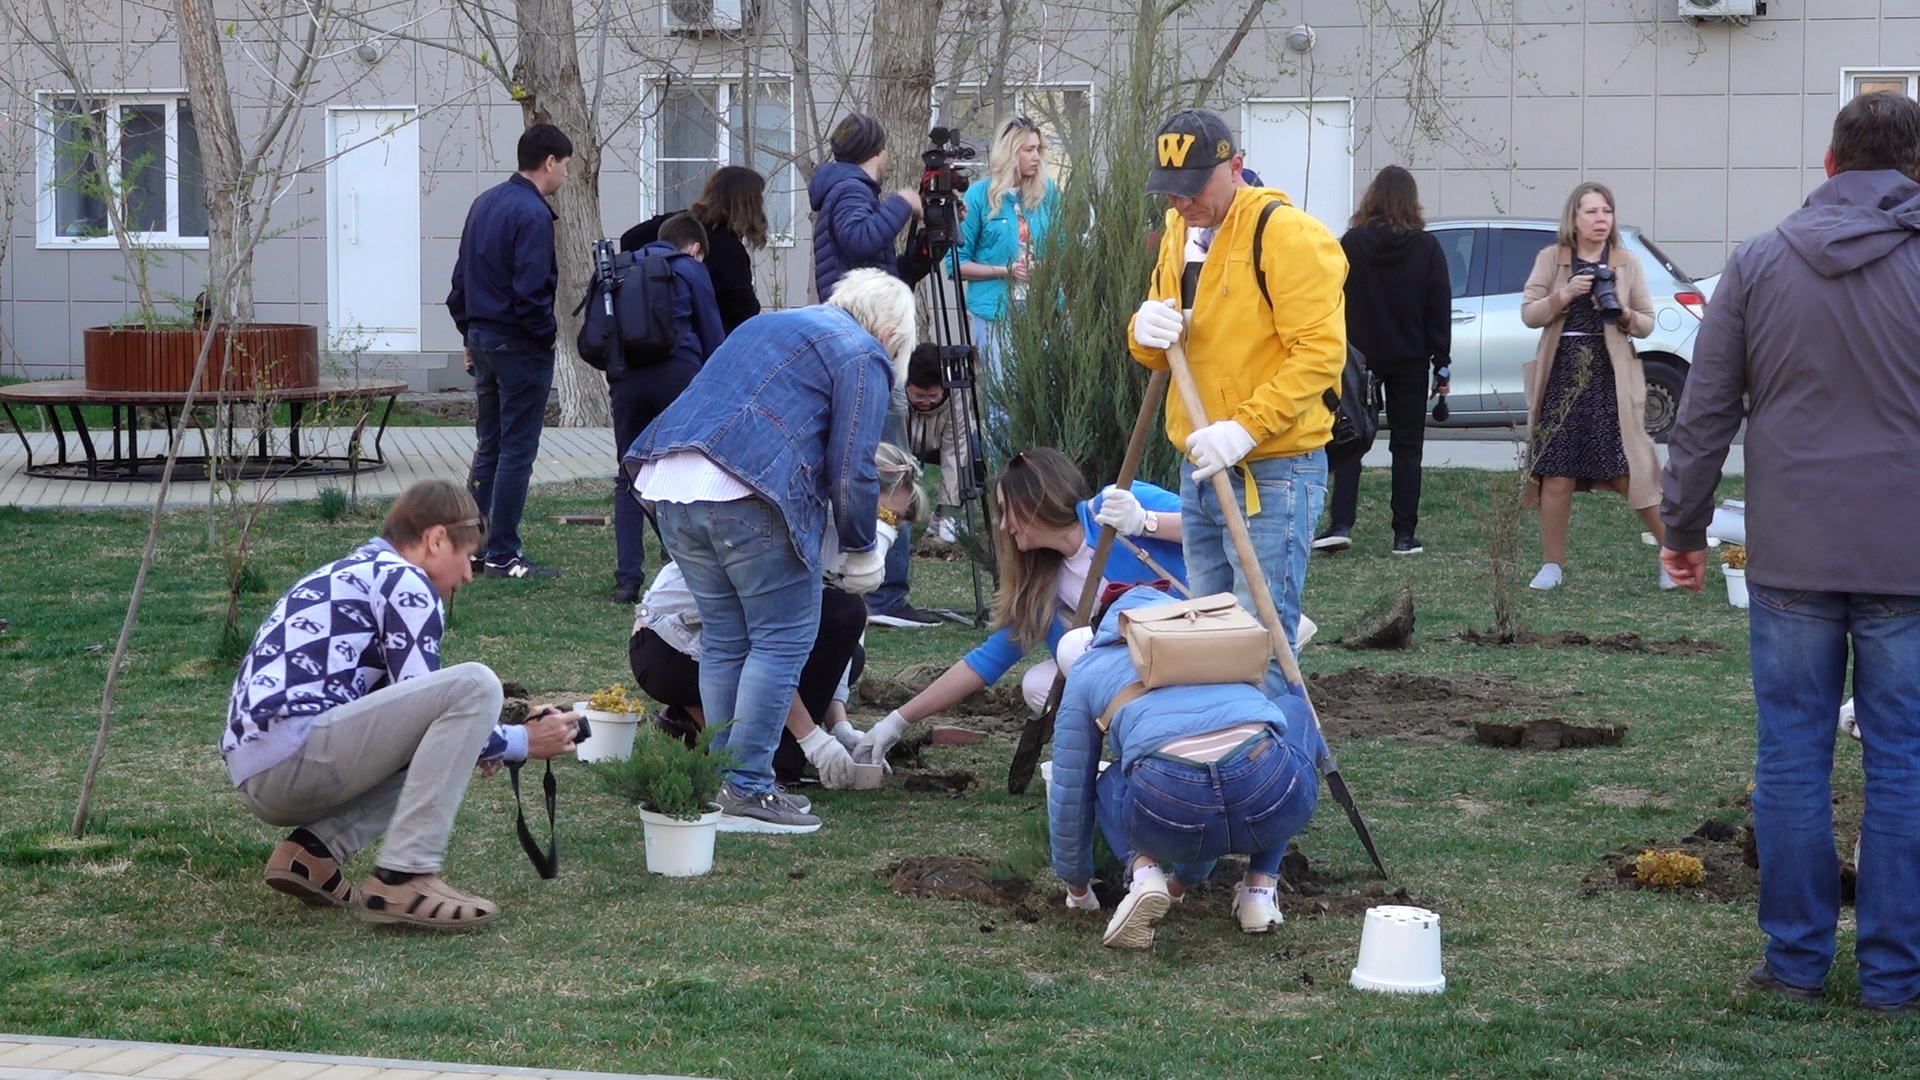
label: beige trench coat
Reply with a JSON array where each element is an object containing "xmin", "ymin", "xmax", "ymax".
[{"xmin": 1520, "ymin": 242, "xmax": 1661, "ymax": 510}]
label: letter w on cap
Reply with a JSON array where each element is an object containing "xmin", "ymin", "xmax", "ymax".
[{"xmin": 1157, "ymin": 133, "xmax": 1196, "ymax": 168}]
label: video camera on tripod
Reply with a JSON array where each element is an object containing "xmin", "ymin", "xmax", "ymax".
[{"xmin": 918, "ymin": 126, "xmax": 976, "ymax": 258}]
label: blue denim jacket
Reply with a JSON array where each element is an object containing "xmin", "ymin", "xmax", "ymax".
[{"xmin": 624, "ymin": 305, "xmax": 893, "ymax": 571}]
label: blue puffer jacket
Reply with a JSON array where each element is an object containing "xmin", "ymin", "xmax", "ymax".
[
  {"xmin": 808, "ymin": 161, "xmax": 913, "ymax": 301},
  {"xmin": 1048, "ymin": 586, "xmax": 1324, "ymax": 888}
]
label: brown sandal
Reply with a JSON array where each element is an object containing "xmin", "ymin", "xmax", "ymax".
[
  {"xmin": 355, "ymin": 873, "xmax": 499, "ymax": 930},
  {"xmin": 264, "ymin": 839, "xmax": 358, "ymax": 908}
]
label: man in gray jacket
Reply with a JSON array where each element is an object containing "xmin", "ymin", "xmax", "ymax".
[{"xmin": 1660, "ymin": 91, "xmax": 1920, "ymax": 1013}]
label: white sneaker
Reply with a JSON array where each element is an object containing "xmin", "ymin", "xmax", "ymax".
[
  {"xmin": 1659, "ymin": 565, "xmax": 1678, "ymax": 591},
  {"xmin": 1231, "ymin": 883, "xmax": 1283, "ymax": 934},
  {"xmin": 1528, "ymin": 563, "xmax": 1563, "ymax": 591},
  {"xmin": 1102, "ymin": 870, "xmax": 1172, "ymax": 949}
]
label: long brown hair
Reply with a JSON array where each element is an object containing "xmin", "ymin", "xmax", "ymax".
[
  {"xmin": 1351, "ymin": 165, "xmax": 1424, "ymax": 232},
  {"xmin": 689, "ymin": 166, "xmax": 769, "ymax": 249},
  {"xmin": 991, "ymin": 448, "xmax": 1089, "ymax": 650}
]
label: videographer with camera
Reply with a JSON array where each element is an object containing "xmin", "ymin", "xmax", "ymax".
[
  {"xmin": 1519, "ymin": 181, "xmax": 1665, "ymax": 593},
  {"xmin": 808, "ymin": 113, "xmax": 923, "ymax": 302},
  {"xmin": 221, "ymin": 480, "xmax": 581, "ymax": 931},
  {"xmin": 955, "ymin": 116, "xmax": 1061, "ymax": 379}
]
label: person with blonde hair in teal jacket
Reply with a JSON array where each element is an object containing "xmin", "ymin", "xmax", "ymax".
[{"xmin": 954, "ymin": 116, "xmax": 1061, "ymax": 378}]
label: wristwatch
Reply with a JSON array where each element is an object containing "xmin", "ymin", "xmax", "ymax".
[{"xmin": 1143, "ymin": 511, "xmax": 1160, "ymax": 535}]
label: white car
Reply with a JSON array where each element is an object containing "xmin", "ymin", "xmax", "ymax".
[{"xmin": 1424, "ymin": 219, "xmax": 1709, "ymax": 439}]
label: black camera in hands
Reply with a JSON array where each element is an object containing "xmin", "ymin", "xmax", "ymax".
[
  {"xmin": 1588, "ymin": 265, "xmax": 1624, "ymax": 323},
  {"xmin": 517, "ymin": 704, "xmax": 590, "ymax": 743},
  {"xmin": 919, "ymin": 126, "xmax": 976, "ymax": 257}
]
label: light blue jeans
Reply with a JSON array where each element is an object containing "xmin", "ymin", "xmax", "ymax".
[
  {"xmin": 1180, "ymin": 450, "xmax": 1326, "ymax": 702},
  {"xmin": 655, "ymin": 498, "xmax": 823, "ymax": 796},
  {"xmin": 1749, "ymin": 583, "xmax": 1920, "ymax": 1006}
]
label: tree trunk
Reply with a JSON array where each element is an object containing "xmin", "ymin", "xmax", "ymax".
[
  {"xmin": 513, "ymin": 0, "xmax": 610, "ymax": 427},
  {"xmin": 175, "ymin": 0, "xmax": 254, "ymax": 322},
  {"xmin": 869, "ymin": 0, "xmax": 944, "ymax": 193}
]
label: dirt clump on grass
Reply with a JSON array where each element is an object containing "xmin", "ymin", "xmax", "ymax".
[
  {"xmin": 903, "ymin": 771, "xmax": 976, "ymax": 795},
  {"xmin": 1473, "ymin": 718, "xmax": 1629, "ymax": 749},
  {"xmin": 1458, "ymin": 629, "xmax": 1725, "ymax": 655},
  {"xmin": 884, "ymin": 856, "xmax": 1031, "ymax": 906},
  {"xmin": 1584, "ymin": 820, "xmax": 1761, "ymax": 903},
  {"xmin": 1307, "ymin": 667, "xmax": 1552, "ymax": 742}
]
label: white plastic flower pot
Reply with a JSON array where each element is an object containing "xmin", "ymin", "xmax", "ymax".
[
  {"xmin": 1723, "ymin": 566, "xmax": 1749, "ymax": 610},
  {"xmin": 1038, "ymin": 759, "xmax": 1111, "ymax": 797},
  {"xmin": 852, "ymin": 762, "xmax": 886, "ymax": 790},
  {"xmin": 638, "ymin": 804, "xmax": 722, "ymax": 876},
  {"xmin": 1350, "ymin": 905, "xmax": 1447, "ymax": 994},
  {"xmin": 578, "ymin": 710, "xmax": 643, "ymax": 763}
]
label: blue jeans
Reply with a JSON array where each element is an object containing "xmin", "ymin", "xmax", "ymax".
[
  {"xmin": 1094, "ymin": 730, "xmax": 1317, "ymax": 885},
  {"xmin": 467, "ymin": 329, "xmax": 555, "ymax": 563},
  {"xmin": 1180, "ymin": 450, "xmax": 1326, "ymax": 701},
  {"xmin": 1750, "ymin": 583, "xmax": 1920, "ymax": 1006},
  {"xmin": 654, "ymin": 498, "xmax": 823, "ymax": 796}
]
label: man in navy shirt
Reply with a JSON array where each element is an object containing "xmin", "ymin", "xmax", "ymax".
[{"xmin": 448, "ymin": 123, "xmax": 571, "ymax": 580}]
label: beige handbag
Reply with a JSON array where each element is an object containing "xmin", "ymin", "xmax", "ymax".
[{"xmin": 1119, "ymin": 592, "xmax": 1271, "ymax": 690}]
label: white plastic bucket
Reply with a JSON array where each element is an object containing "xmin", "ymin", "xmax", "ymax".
[
  {"xmin": 639, "ymin": 805, "xmax": 722, "ymax": 876},
  {"xmin": 1709, "ymin": 500, "xmax": 1747, "ymax": 545},
  {"xmin": 1038, "ymin": 759, "xmax": 1110, "ymax": 797},
  {"xmin": 1723, "ymin": 566, "xmax": 1749, "ymax": 610},
  {"xmin": 852, "ymin": 762, "xmax": 886, "ymax": 790},
  {"xmin": 578, "ymin": 710, "xmax": 642, "ymax": 762},
  {"xmin": 1350, "ymin": 905, "xmax": 1447, "ymax": 994}
]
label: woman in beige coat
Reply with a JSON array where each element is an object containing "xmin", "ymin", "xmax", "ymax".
[{"xmin": 1519, "ymin": 181, "xmax": 1669, "ymax": 591}]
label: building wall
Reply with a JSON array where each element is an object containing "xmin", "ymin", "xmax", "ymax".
[{"xmin": 2, "ymin": 0, "xmax": 1914, "ymax": 386}]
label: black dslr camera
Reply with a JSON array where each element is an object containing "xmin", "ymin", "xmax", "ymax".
[
  {"xmin": 919, "ymin": 126, "xmax": 976, "ymax": 257},
  {"xmin": 516, "ymin": 703, "xmax": 591, "ymax": 743},
  {"xmin": 1588, "ymin": 265, "xmax": 1624, "ymax": 322}
]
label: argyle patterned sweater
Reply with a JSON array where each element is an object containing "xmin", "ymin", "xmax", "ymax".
[{"xmin": 222, "ymin": 538, "xmax": 517, "ymax": 785}]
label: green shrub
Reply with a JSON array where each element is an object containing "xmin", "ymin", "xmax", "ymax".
[
  {"xmin": 314, "ymin": 487, "xmax": 348, "ymax": 522},
  {"xmin": 594, "ymin": 722, "xmax": 735, "ymax": 820}
]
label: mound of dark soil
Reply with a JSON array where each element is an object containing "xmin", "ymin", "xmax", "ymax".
[
  {"xmin": 1307, "ymin": 667, "xmax": 1553, "ymax": 741},
  {"xmin": 884, "ymin": 855, "xmax": 1031, "ymax": 906},
  {"xmin": 1459, "ymin": 629, "xmax": 1725, "ymax": 655},
  {"xmin": 1473, "ymin": 718, "xmax": 1628, "ymax": 749},
  {"xmin": 903, "ymin": 770, "xmax": 976, "ymax": 795},
  {"xmin": 1584, "ymin": 820, "xmax": 1762, "ymax": 903}
]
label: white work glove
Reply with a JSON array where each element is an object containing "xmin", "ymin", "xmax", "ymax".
[
  {"xmin": 1132, "ymin": 298, "xmax": 1184, "ymax": 350},
  {"xmin": 1094, "ymin": 485, "xmax": 1148, "ymax": 537},
  {"xmin": 1186, "ymin": 419, "xmax": 1257, "ymax": 482},
  {"xmin": 1065, "ymin": 888, "xmax": 1102, "ymax": 912},
  {"xmin": 829, "ymin": 718, "xmax": 863, "ymax": 753},
  {"xmin": 854, "ymin": 709, "xmax": 910, "ymax": 769},
  {"xmin": 799, "ymin": 726, "xmax": 857, "ymax": 789}
]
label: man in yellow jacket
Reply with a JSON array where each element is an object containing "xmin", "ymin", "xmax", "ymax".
[{"xmin": 1128, "ymin": 109, "xmax": 1348, "ymax": 676}]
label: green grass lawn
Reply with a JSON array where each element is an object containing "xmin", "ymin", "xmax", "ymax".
[{"xmin": 1, "ymin": 468, "xmax": 1903, "ymax": 1080}]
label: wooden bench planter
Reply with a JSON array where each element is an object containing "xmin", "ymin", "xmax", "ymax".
[{"xmin": 83, "ymin": 323, "xmax": 320, "ymax": 393}]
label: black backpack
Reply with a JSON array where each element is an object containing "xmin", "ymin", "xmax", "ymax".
[
  {"xmin": 1251, "ymin": 199, "xmax": 1378, "ymax": 471},
  {"xmin": 577, "ymin": 240, "xmax": 681, "ymax": 377}
]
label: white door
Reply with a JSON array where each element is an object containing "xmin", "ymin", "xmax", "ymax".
[
  {"xmin": 327, "ymin": 109, "xmax": 419, "ymax": 352},
  {"xmin": 1241, "ymin": 100, "xmax": 1354, "ymax": 235}
]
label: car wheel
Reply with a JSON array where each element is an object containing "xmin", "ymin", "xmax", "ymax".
[{"xmin": 1642, "ymin": 359, "xmax": 1685, "ymax": 442}]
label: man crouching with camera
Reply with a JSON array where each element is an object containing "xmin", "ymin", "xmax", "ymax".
[{"xmin": 220, "ymin": 479, "xmax": 579, "ymax": 930}]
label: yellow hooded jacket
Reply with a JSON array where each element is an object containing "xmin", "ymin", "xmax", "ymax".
[{"xmin": 1128, "ymin": 186, "xmax": 1349, "ymax": 462}]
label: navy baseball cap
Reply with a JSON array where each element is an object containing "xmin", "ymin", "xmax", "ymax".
[{"xmin": 1146, "ymin": 109, "xmax": 1237, "ymax": 198}]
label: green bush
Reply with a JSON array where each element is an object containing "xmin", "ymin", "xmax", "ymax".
[{"xmin": 594, "ymin": 722, "xmax": 735, "ymax": 820}]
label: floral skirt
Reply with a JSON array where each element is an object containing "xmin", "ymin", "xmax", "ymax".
[{"xmin": 1532, "ymin": 335, "xmax": 1627, "ymax": 482}]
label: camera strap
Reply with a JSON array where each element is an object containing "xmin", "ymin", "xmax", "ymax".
[{"xmin": 506, "ymin": 759, "xmax": 560, "ymax": 879}]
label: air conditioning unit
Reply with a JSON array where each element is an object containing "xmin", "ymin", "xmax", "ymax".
[
  {"xmin": 666, "ymin": 0, "xmax": 752, "ymax": 34},
  {"xmin": 1679, "ymin": 0, "xmax": 1759, "ymax": 20}
]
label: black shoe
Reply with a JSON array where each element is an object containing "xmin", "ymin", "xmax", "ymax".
[
  {"xmin": 1746, "ymin": 963, "xmax": 1823, "ymax": 1003},
  {"xmin": 1864, "ymin": 998, "xmax": 1916, "ymax": 1015},
  {"xmin": 483, "ymin": 556, "xmax": 560, "ymax": 579},
  {"xmin": 1311, "ymin": 530, "xmax": 1352, "ymax": 553},
  {"xmin": 868, "ymin": 605, "xmax": 942, "ymax": 628},
  {"xmin": 611, "ymin": 584, "xmax": 640, "ymax": 603},
  {"xmin": 1392, "ymin": 535, "xmax": 1425, "ymax": 555},
  {"xmin": 470, "ymin": 555, "xmax": 486, "ymax": 575}
]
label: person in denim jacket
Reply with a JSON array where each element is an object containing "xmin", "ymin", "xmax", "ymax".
[
  {"xmin": 1051, "ymin": 586, "xmax": 1322, "ymax": 949},
  {"xmin": 624, "ymin": 269, "xmax": 917, "ymax": 835},
  {"xmin": 955, "ymin": 117, "xmax": 1061, "ymax": 379}
]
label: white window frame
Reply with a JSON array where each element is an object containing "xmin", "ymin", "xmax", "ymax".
[
  {"xmin": 35, "ymin": 90, "xmax": 209, "ymax": 250},
  {"xmin": 646, "ymin": 75, "xmax": 797, "ymax": 247},
  {"xmin": 1842, "ymin": 68, "xmax": 1920, "ymax": 100}
]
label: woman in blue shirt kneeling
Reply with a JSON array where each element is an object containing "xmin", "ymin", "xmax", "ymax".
[{"xmin": 854, "ymin": 447, "xmax": 1184, "ymax": 761}]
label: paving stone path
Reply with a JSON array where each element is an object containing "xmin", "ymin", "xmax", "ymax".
[{"xmin": 0, "ymin": 1034, "xmax": 706, "ymax": 1080}]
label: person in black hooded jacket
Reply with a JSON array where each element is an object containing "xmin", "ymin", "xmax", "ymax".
[
  {"xmin": 1317, "ymin": 165, "xmax": 1452, "ymax": 555},
  {"xmin": 622, "ymin": 166, "xmax": 769, "ymax": 334}
]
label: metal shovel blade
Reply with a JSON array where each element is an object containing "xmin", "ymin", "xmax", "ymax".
[{"xmin": 1325, "ymin": 768, "xmax": 1388, "ymax": 878}]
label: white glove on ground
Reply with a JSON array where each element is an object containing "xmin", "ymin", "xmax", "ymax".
[
  {"xmin": 1132, "ymin": 298, "xmax": 1184, "ymax": 350},
  {"xmin": 1186, "ymin": 419, "xmax": 1257, "ymax": 482},
  {"xmin": 799, "ymin": 726, "xmax": 857, "ymax": 789},
  {"xmin": 1065, "ymin": 888, "xmax": 1102, "ymax": 912},
  {"xmin": 1094, "ymin": 485, "xmax": 1148, "ymax": 536},
  {"xmin": 829, "ymin": 718, "xmax": 863, "ymax": 753},
  {"xmin": 854, "ymin": 709, "xmax": 910, "ymax": 768}
]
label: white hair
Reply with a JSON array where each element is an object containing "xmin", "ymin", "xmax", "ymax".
[{"xmin": 827, "ymin": 268, "xmax": 918, "ymax": 381}]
